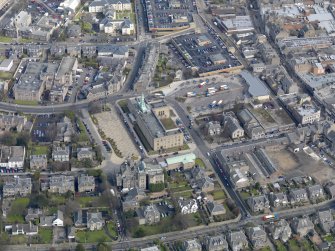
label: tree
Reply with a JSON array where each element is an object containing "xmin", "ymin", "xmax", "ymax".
[
  {"xmin": 29, "ymin": 194, "xmax": 48, "ymax": 209},
  {"xmin": 81, "ymin": 22, "xmax": 92, "ymax": 33},
  {"xmin": 97, "ymin": 242, "xmax": 111, "ymax": 251},
  {"xmin": 94, "ymin": 145, "xmax": 103, "ymax": 163},
  {"xmin": 0, "ymin": 132, "xmax": 16, "ymax": 146},
  {"xmin": 149, "ymin": 182, "xmax": 165, "ymax": 192},
  {"xmin": 64, "ymin": 110, "xmax": 75, "ymax": 122},
  {"xmin": 88, "ymin": 103, "xmax": 102, "ymax": 114},
  {"xmin": 16, "ymin": 132, "xmax": 31, "ymax": 147},
  {"xmin": 80, "ymin": 158, "xmax": 94, "ymax": 168},
  {"xmin": 75, "ymin": 244, "xmax": 85, "ymax": 251}
]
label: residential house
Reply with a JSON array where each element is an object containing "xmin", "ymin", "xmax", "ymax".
[
  {"xmin": 223, "ymin": 114, "xmax": 244, "ymax": 139},
  {"xmin": 307, "ymin": 184, "xmax": 325, "ymax": 201},
  {"xmin": 268, "ymin": 219, "xmax": 292, "ymax": 243},
  {"xmin": 206, "ymin": 201, "xmax": 226, "ymax": 216},
  {"xmin": 11, "ymin": 223, "xmax": 38, "ymax": 236},
  {"xmin": 77, "ymin": 147, "xmax": 94, "ymax": 161},
  {"xmin": 78, "ymin": 175, "xmax": 95, "ymax": 192},
  {"xmin": 42, "ymin": 175, "xmax": 75, "ymax": 194},
  {"xmin": 81, "ymin": 45, "xmax": 96, "ymax": 58},
  {"xmin": 52, "ymin": 210, "xmax": 64, "ymax": 227},
  {"xmin": 227, "ymin": 230, "xmax": 249, "ymax": 251},
  {"xmin": 122, "ymin": 187, "xmax": 147, "ymax": 211},
  {"xmin": 30, "ymin": 155, "xmax": 48, "ymax": 170},
  {"xmin": 97, "ymin": 45, "xmax": 129, "ymax": 58},
  {"xmin": 52, "ymin": 146, "xmax": 70, "ymax": 162},
  {"xmin": 246, "ymin": 226, "xmax": 268, "ymax": 249},
  {"xmin": 247, "ymin": 195, "xmax": 270, "ymax": 212},
  {"xmin": 56, "ymin": 117, "xmax": 74, "ymax": 143},
  {"xmin": 205, "ymin": 121, "xmax": 221, "ymax": 136},
  {"xmin": 195, "ymin": 176, "xmax": 214, "ymax": 193},
  {"xmin": 0, "ymin": 114, "xmax": 27, "ymax": 132},
  {"xmin": 205, "ymin": 235, "xmax": 229, "ymax": 251},
  {"xmin": 40, "ymin": 210, "xmax": 64, "ymax": 227},
  {"xmin": 25, "ymin": 208, "xmax": 43, "ymax": 222},
  {"xmin": 0, "ymin": 145, "xmax": 25, "ymax": 169},
  {"xmin": 230, "ymin": 169, "xmax": 249, "ymax": 189},
  {"xmin": 74, "ymin": 210, "xmax": 87, "ymax": 228},
  {"xmin": 183, "ymin": 239, "xmax": 201, "ymax": 251},
  {"xmin": 87, "ymin": 212, "xmax": 105, "ymax": 231},
  {"xmin": 178, "ymin": 198, "xmax": 198, "ymax": 214},
  {"xmin": 317, "ymin": 210, "xmax": 335, "ymax": 233},
  {"xmin": 289, "ymin": 188, "xmax": 309, "ymax": 204},
  {"xmin": 89, "ymin": 0, "xmax": 131, "ymax": 13},
  {"xmin": 50, "ymin": 45, "xmax": 66, "ymax": 57},
  {"xmin": 138, "ymin": 204, "xmax": 160, "ymax": 225},
  {"xmin": 291, "ymin": 217, "xmax": 314, "ymax": 236},
  {"xmin": 117, "ymin": 160, "xmax": 164, "ymax": 190},
  {"xmin": 3, "ymin": 177, "xmax": 32, "ymax": 197},
  {"xmin": 269, "ymin": 192, "xmax": 289, "ymax": 208},
  {"xmin": 66, "ymin": 45, "xmax": 82, "ymax": 57}
]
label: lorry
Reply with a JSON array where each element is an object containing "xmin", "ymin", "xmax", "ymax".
[
  {"xmin": 262, "ymin": 213, "xmax": 279, "ymax": 221},
  {"xmin": 187, "ymin": 92, "xmax": 196, "ymax": 97}
]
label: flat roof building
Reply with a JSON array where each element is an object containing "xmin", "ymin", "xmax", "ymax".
[
  {"xmin": 219, "ymin": 16, "xmax": 255, "ymax": 34},
  {"xmin": 128, "ymin": 94, "xmax": 184, "ymax": 151},
  {"xmin": 240, "ymin": 70, "xmax": 270, "ymax": 100},
  {"xmin": 0, "ymin": 59, "xmax": 13, "ymax": 72}
]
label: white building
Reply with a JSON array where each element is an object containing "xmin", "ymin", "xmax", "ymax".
[
  {"xmin": 0, "ymin": 146, "xmax": 25, "ymax": 169},
  {"xmin": 178, "ymin": 198, "xmax": 198, "ymax": 214},
  {"xmin": 89, "ymin": 0, "xmax": 131, "ymax": 13},
  {"xmin": 52, "ymin": 211, "xmax": 64, "ymax": 227},
  {"xmin": 0, "ymin": 59, "xmax": 13, "ymax": 72},
  {"xmin": 60, "ymin": 0, "xmax": 81, "ymax": 12},
  {"xmin": 100, "ymin": 19, "xmax": 134, "ymax": 35}
]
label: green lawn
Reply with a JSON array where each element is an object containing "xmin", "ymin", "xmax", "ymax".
[
  {"xmin": 299, "ymin": 239, "xmax": 314, "ymax": 251},
  {"xmin": 77, "ymin": 120, "xmax": 89, "ymax": 142},
  {"xmin": 32, "ymin": 145, "xmax": 49, "ymax": 155},
  {"xmin": 48, "ymin": 195, "xmax": 66, "ymax": 206},
  {"xmin": 0, "ymin": 36, "xmax": 13, "ymax": 43},
  {"xmin": 259, "ymin": 247, "xmax": 271, "ymax": 251},
  {"xmin": 274, "ymin": 240, "xmax": 287, "ymax": 251},
  {"xmin": 14, "ymin": 100, "xmax": 38, "ymax": 106},
  {"xmin": 7, "ymin": 198, "xmax": 30, "ymax": 223},
  {"xmin": 107, "ymin": 222, "xmax": 118, "ymax": 239},
  {"xmin": 76, "ymin": 229, "xmax": 111, "ymax": 243},
  {"xmin": 0, "ymin": 71, "xmax": 13, "ymax": 80},
  {"xmin": 240, "ymin": 191, "xmax": 250, "ymax": 200},
  {"xmin": 19, "ymin": 38, "xmax": 33, "ymax": 43},
  {"xmin": 38, "ymin": 228, "xmax": 53, "ymax": 244},
  {"xmin": 160, "ymin": 118, "xmax": 177, "ymax": 130},
  {"xmin": 76, "ymin": 196, "xmax": 95, "ymax": 208},
  {"xmin": 195, "ymin": 158, "xmax": 206, "ymax": 168},
  {"xmin": 173, "ymin": 190, "xmax": 193, "ymax": 198},
  {"xmin": 210, "ymin": 190, "xmax": 226, "ymax": 200},
  {"xmin": 288, "ymin": 239, "xmax": 300, "ymax": 251},
  {"xmin": 170, "ymin": 186, "xmax": 192, "ymax": 193},
  {"xmin": 323, "ymin": 234, "xmax": 334, "ymax": 242},
  {"xmin": 9, "ymin": 235, "xmax": 27, "ymax": 245}
]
